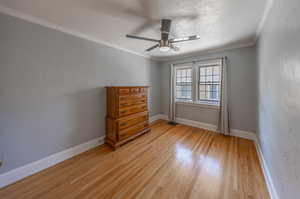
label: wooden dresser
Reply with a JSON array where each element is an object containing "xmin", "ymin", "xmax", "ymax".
[{"xmin": 105, "ymin": 86, "xmax": 150, "ymax": 149}]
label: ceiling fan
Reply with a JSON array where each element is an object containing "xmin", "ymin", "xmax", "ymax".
[{"xmin": 126, "ymin": 19, "xmax": 200, "ymax": 52}]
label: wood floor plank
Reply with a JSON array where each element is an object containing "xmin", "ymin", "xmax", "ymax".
[{"xmin": 0, "ymin": 120, "xmax": 270, "ymax": 199}]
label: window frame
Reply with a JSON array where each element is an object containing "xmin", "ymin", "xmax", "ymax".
[{"xmin": 174, "ymin": 59, "xmax": 222, "ymax": 109}]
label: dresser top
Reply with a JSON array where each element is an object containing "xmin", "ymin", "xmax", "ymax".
[{"xmin": 105, "ymin": 86, "xmax": 150, "ymax": 88}]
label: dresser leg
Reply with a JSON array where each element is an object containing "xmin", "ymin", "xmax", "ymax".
[{"xmin": 113, "ymin": 145, "xmax": 120, "ymax": 151}]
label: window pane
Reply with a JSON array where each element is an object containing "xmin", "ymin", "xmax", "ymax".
[
  {"xmin": 213, "ymin": 66, "xmax": 220, "ymax": 75},
  {"xmin": 206, "ymin": 67, "xmax": 212, "ymax": 76},
  {"xmin": 182, "ymin": 70, "xmax": 186, "ymax": 77},
  {"xmin": 206, "ymin": 75, "xmax": 213, "ymax": 82},
  {"xmin": 211, "ymin": 84, "xmax": 217, "ymax": 92},
  {"xmin": 199, "ymin": 91, "xmax": 207, "ymax": 100},
  {"xmin": 206, "ymin": 85, "xmax": 213, "ymax": 92},
  {"xmin": 181, "ymin": 76, "xmax": 186, "ymax": 82},
  {"xmin": 213, "ymin": 75, "xmax": 220, "ymax": 82},
  {"xmin": 200, "ymin": 76, "xmax": 206, "ymax": 82},
  {"xmin": 211, "ymin": 92, "xmax": 218, "ymax": 100}
]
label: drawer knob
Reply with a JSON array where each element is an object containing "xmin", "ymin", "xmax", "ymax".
[
  {"xmin": 120, "ymin": 110, "xmax": 127, "ymax": 114},
  {"xmin": 120, "ymin": 122, "xmax": 127, "ymax": 126}
]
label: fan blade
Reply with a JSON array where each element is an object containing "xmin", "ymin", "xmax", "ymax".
[
  {"xmin": 170, "ymin": 35, "xmax": 200, "ymax": 43},
  {"xmin": 146, "ymin": 44, "xmax": 159, "ymax": 51},
  {"xmin": 170, "ymin": 44, "xmax": 180, "ymax": 51},
  {"xmin": 126, "ymin": 34, "xmax": 159, "ymax": 42}
]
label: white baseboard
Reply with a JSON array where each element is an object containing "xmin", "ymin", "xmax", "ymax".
[
  {"xmin": 151, "ymin": 114, "xmax": 256, "ymax": 141},
  {"xmin": 0, "ymin": 136, "xmax": 105, "ymax": 188},
  {"xmin": 149, "ymin": 114, "xmax": 167, "ymax": 123},
  {"xmin": 149, "ymin": 114, "xmax": 168, "ymax": 123},
  {"xmin": 175, "ymin": 117, "xmax": 218, "ymax": 132},
  {"xmin": 254, "ymin": 140, "xmax": 279, "ymax": 199},
  {"xmin": 230, "ymin": 128, "xmax": 257, "ymax": 141}
]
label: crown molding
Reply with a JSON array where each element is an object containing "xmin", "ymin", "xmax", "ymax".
[
  {"xmin": 0, "ymin": 5, "xmax": 156, "ymax": 60},
  {"xmin": 255, "ymin": 0, "xmax": 274, "ymax": 42}
]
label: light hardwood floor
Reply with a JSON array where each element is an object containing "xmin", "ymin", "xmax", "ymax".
[{"xmin": 0, "ymin": 120, "xmax": 270, "ymax": 199}]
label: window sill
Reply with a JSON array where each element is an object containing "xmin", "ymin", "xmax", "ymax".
[{"xmin": 176, "ymin": 101, "xmax": 220, "ymax": 110}]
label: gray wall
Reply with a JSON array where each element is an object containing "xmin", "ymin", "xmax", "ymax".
[
  {"xmin": 256, "ymin": 0, "xmax": 300, "ymax": 198},
  {"xmin": 160, "ymin": 46, "xmax": 257, "ymax": 132},
  {"xmin": 0, "ymin": 13, "xmax": 161, "ymax": 174}
]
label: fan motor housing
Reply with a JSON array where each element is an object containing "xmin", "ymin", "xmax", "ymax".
[{"xmin": 159, "ymin": 40, "xmax": 170, "ymax": 47}]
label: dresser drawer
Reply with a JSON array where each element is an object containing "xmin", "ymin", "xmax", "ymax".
[
  {"xmin": 119, "ymin": 98, "xmax": 147, "ymax": 108},
  {"xmin": 118, "ymin": 88, "xmax": 130, "ymax": 95},
  {"xmin": 118, "ymin": 121, "xmax": 149, "ymax": 141},
  {"xmin": 118, "ymin": 88, "xmax": 146, "ymax": 95},
  {"xmin": 118, "ymin": 112, "xmax": 148, "ymax": 130},
  {"xmin": 119, "ymin": 93, "xmax": 147, "ymax": 102},
  {"xmin": 119, "ymin": 104, "xmax": 147, "ymax": 117}
]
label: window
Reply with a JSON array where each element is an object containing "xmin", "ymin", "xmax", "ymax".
[
  {"xmin": 174, "ymin": 60, "xmax": 222, "ymax": 107},
  {"xmin": 198, "ymin": 65, "xmax": 221, "ymax": 103},
  {"xmin": 175, "ymin": 67, "xmax": 192, "ymax": 101}
]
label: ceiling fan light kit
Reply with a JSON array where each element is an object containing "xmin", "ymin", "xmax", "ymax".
[
  {"xmin": 159, "ymin": 46, "xmax": 170, "ymax": 52},
  {"xmin": 159, "ymin": 40, "xmax": 170, "ymax": 52},
  {"xmin": 126, "ymin": 19, "xmax": 200, "ymax": 53}
]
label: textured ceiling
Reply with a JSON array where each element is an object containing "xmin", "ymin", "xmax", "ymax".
[{"xmin": 0, "ymin": 0, "xmax": 269, "ymax": 59}]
